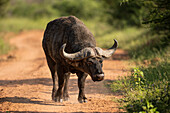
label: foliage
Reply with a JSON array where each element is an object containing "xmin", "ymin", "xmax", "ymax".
[
  {"xmin": 96, "ymin": 27, "xmax": 146, "ymax": 48},
  {"xmin": 52, "ymin": 0, "xmax": 103, "ymax": 20},
  {"xmin": 2, "ymin": 0, "xmax": 103, "ymax": 20},
  {"xmin": 102, "ymin": 0, "xmax": 146, "ymax": 28},
  {"xmin": 111, "ymin": 66, "xmax": 169, "ymax": 113},
  {"xmin": 95, "ymin": 26, "xmax": 169, "ymax": 62},
  {"xmin": 140, "ymin": 100, "xmax": 159, "ymax": 113},
  {"xmin": 142, "ymin": 0, "xmax": 169, "ymax": 33},
  {"xmin": 129, "ymin": 32, "xmax": 170, "ymax": 61},
  {"xmin": 0, "ymin": 0, "xmax": 9, "ymax": 17},
  {"xmin": 117, "ymin": 0, "xmax": 170, "ymax": 64},
  {"xmin": 121, "ymin": 0, "xmax": 170, "ymax": 38},
  {"xmin": 5, "ymin": 0, "xmax": 58, "ymax": 19}
]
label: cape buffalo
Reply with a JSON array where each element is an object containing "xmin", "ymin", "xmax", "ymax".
[{"xmin": 42, "ymin": 16, "xmax": 118, "ymax": 103}]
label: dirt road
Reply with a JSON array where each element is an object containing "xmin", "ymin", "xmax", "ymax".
[{"xmin": 0, "ymin": 30, "xmax": 129, "ymax": 112}]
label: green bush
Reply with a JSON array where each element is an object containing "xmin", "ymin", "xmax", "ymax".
[
  {"xmin": 102, "ymin": 0, "xmax": 147, "ymax": 28},
  {"xmin": 110, "ymin": 65, "xmax": 169, "ymax": 113},
  {"xmin": 52, "ymin": 0, "xmax": 103, "ymax": 20},
  {"xmin": 128, "ymin": 33, "xmax": 170, "ymax": 61},
  {"xmin": 0, "ymin": 0, "xmax": 9, "ymax": 17},
  {"xmin": 7, "ymin": 0, "xmax": 58, "ymax": 19},
  {"xmin": 4, "ymin": 0, "xmax": 103, "ymax": 20}
]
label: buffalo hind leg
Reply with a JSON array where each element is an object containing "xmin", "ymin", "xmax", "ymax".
[{"xmin": 76, "ymin": 71, "xmax": 88, "ymax": 103}]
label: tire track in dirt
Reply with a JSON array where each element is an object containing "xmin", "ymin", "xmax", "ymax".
[{"xmin": 0, "ymin": 30, "xmax": 130, "ymax": 112}]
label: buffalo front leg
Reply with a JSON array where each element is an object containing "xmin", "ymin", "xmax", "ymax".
[
  {"xmin": 63, "ymin": 72, "xmax": 70, "ymax": 101},
  {"xmin": 76, "ymin": 72, "xmax": 88, "ymax": 103},
  {"xmin": 54, "ymin": 66, "xmax": 69, "ymax": 102}
]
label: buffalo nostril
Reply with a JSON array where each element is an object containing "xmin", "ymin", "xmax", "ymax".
[
  {"xmin": 97, "ymin": 70, "xmax": 103, "ymax": 74},
  {"xmin": 96, "ymin": 74, "xmax": 104, "ymax": 80}
]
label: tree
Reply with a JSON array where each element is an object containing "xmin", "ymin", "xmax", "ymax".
[
  {"xmin": 121, "ymin": 0, "xmax": 170, "ymax": 34},
  {"xmin": 0, "ymin": 0, "xmax": 9, "ymax": 17},
  {"xmin": 102, "ymin": 0, "xmax": 144, "ymax": 28}
]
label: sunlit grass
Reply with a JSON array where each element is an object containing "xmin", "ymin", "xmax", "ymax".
[
  {"xmin": 0, "ymin": 17, "xmax": 58, "ymax": 32},
  {"xmin": 95, "ymin": 27, "xmax": 147, "ymax": 49}
]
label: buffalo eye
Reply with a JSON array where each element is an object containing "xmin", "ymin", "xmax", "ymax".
[
  {"xmin": 99, "ymin": 60, "xmax": 103, "ymax": 67},
  {"xmin": 87, "ymin": 61, "xmax": 93, "ymax": 65},
  {"xmin": 99, "ymin": 59, "xmax": 103, "ymax": 63}
]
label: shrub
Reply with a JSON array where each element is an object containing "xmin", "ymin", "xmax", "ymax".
[
  {"xmin": 111, "ymin": 66, "xmax": 169, "ymax": 113},
  {"xmin": 52, "ymin": 0, "xmax": 103, "ymax": 20}
]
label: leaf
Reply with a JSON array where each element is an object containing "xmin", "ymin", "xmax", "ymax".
[
  {"xmin": 146, "ymin": 100, "xmax": 150, "ymax": 108},
  {"xmin": 150, "ymin": 104, "xmax": 154, "ymax": 108},
  {"xmin": 119, "ymin": 107, "xmax": 124, "ymax": 109},
  {"xmin": 142, "ymin": 106, "xmax": 147, "ymax": 110},
  {"xmin": 139, "ymin": 111, "xmax": 146, "ymax": 113},
  {"xmin": 140, "ymin": 71, "xmax": 144, "ymax": 77}
]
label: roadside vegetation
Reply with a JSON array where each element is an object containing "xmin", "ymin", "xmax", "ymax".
[
  {"xmin": 0, "ymin": 0, "xmax": 169, "ymax": 112},
  {"xmin": 0, "ymin": 37, "xmax": 11, "ymax": 55},
  {"xmin": 109, "ymin": 0, "xmax": 170, "ymax": 113}
]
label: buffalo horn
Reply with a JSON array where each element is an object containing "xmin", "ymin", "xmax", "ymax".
[
  {"xmin": 95, "ymin": 39, "xmax": 118, "ymax": 58},
  {"xmin": 60, "ymin": 44, "xmax": 96, "ymax": 61}
]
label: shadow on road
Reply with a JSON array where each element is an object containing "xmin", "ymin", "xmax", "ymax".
[
  {"xmin": 0, "ymin": 77, "xmax": 113, "ymax": 106},
  {"xmin": 0, "ymin": 78, "xmax": 52, "ymax": 87},
  {"xmin": 0, "ymin": 111, "xmax": 124, "ymax": 113},
  {"xmin": 0, "ymin": 96, "xmax": 64, "ymax": 106},
  {"xmin": 0, "ymin": 77, "xmax": 111, "ymax": 95}
]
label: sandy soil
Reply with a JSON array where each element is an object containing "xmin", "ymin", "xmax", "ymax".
[{"xmin": 0, "ymin": 30, "xmax": 130, "ymax": 112}]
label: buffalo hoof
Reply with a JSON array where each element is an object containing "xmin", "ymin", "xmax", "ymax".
[
  {"xmin": 78, "ymin": 98, "xmax": 87, "ymax": 103},
  {"xmin": 54, "ymin": 98, "xmax": 63, "ymax": 103},
  {"xmin": 58, "ymin": 99, "xmax": 63, "ymax": 103},
  {"xmin": 52, "ymin": 96, "xmax": 63, "ymax": 103},
  {"xmin": 52, "ymin": 96, "xmax": 56, "ymax": 101},
  {"xmin": 63, "ymin": 97, "xmax": 69, "ymax": 101}
]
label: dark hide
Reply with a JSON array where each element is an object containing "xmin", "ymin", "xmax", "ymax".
[{"xmin": 42, "ymin": 16, "xmax": 114, "ymax": 103}]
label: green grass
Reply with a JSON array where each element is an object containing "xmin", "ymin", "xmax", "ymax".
[
  {"xmin": 95, "ymin": 27, "xmax": 146, "ymax": 49},
  {"xmin": 110, "ymin": 63, "xmax": 169, "ymax": 112},
  {"xmin": 95, "ymin": 25, "xmax": 170, "ymax": 62},
  {"xmin": 105, "ymin": 28, "xmax": 170, "ymax": 112},
  {"xmin": 0, "ymin": 37, "xmax": 11, "ymax": 55},
  {"xmin": 0, "ymin": 17, "xmax": 58, "ymax": 32}
]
